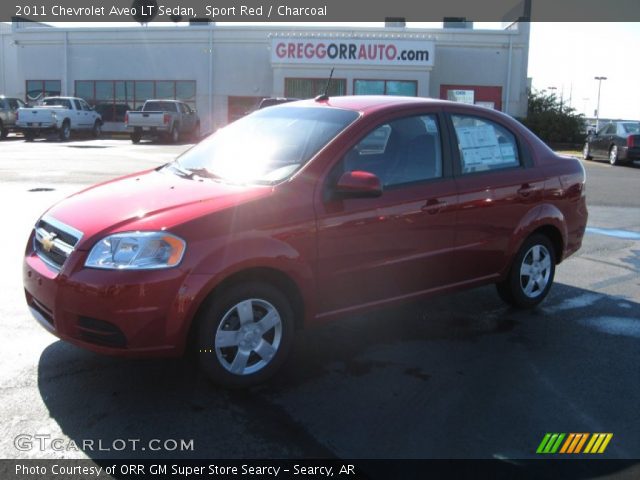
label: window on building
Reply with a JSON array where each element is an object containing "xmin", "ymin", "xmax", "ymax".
[
  {"xmin": 26, "ymin": 80, "xmax": 61, "ymax": 103},
  {"xmin": 451, "ymin": 115, "xmax": 520, "ymax": 174},
  {"xmin": 74, "ymin": 80, "xmax": 196, "ymax": 122},
  {"xmin": 354, "ymin": 80, "xmax": 417, "ymax": 96},
  {"xmin": 440, "ymin": 85, "xmax": 503, "ymax": 111},
  {"xmin": 284, "ymin": 78, "xmax": 346, "ymax": 98}
]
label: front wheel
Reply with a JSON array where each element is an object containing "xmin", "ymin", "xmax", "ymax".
[
  {"xmin": 92, "ymin": 120, "xmax": 102, "ymax": 138},
  {"xmin": 583, "ymin": 142, "xmax": 592, "ymax": 160},
  {"xmin": 496, "ymin": 234, "xmax": 556, "ymax": 309},
  {"xmin": 196, "ymin": 282, "xmax": 295, "ymax": 387}
]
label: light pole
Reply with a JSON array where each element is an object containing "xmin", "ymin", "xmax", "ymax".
[{"xmin": 594, "ymin": 76, "xmax": 607, "ymax": 131}]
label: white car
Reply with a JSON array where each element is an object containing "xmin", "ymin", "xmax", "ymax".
[{"xmin": 16, "ymin": 96, "xmax": 102, "ymax": 141}]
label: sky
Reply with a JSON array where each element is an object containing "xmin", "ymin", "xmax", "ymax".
[
  {"xmin": 17, "ymin": 21, "xmax": 640, "ymax": 120},
  {"xmin": 527, "ymin": 22, "xmax": 640, "ymax": 120}
]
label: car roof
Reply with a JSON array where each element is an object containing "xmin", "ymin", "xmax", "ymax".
[{"xmin": 288, "ymin": 95, "xmax": 452, "ymax": 114}]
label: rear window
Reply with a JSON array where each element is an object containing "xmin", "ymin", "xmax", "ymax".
[
  {"xmin": 143, "ymin": 101, "xmax": 178, "ymax": 112},
  {"xmin": 42, "ymin": 98, "xmax": 71, "ymax": 109},
  {"xmin": 622, "ymin": 123, "xmax": 640, "ymax": 134}
]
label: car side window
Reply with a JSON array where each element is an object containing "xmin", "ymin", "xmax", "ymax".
[
  {"xmin": 338, "ymin": 114, "xmax": 443, "ymax": 188},
  {"xmin": 597, "ymin": 124, "xmax": 609, "ymax": 135},
  {"xmin": 80, "ymin": 100, "xmax": 91, "ymax": 111},
  {"xmin": 451, "ymin": 115, "xmax": 520, "ymax": 174},
  {"xmin": 606, "ymin": 124, "xmax": 617, "ymax": 135}
]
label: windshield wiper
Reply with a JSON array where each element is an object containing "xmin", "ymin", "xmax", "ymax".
[{"xmin": 168, "ymin": 164, "xmax": 220, "ymax": 181}]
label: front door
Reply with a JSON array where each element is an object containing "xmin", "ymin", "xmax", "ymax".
[{"xmin": 315, "ymin": 112, "xmax": 459, "ymax": 316}]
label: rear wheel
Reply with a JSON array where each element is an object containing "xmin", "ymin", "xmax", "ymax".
[
  {"xmin": 496, "ymin": 234, "xmax": 556, "ymax": 309},
  {"xmin": 609, "ymin": 145, "xmax": 619, "ymax": 166},
  {"xmin": 169, "ymin": 124, "xmax": 180, "ymax": 144},
  {"xmin": 58, "ymin": 121, "xmax": 71, "ymax": 142},
  {"xmin": 196, "ymin": 282, "xmax": 294, "ymax": 387},
  {"xmin": 130, "ymin": 129, "xmax": 141, "ymax": 144},
  {"xmin": 24, "ymin": 130, "xmax": 35, "ymax": 141},
  {"xmin": 582, "ymin": 142, "xmax": 592, "ymax": 160},
  {"xmin": 0, "ymin": 121, "xmax": 7, "ymax": 139}
]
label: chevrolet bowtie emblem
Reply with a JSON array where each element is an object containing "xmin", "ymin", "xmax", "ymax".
[{"xmin": 41, "ymin": 232, "xmax": 56, "ymax": 252}]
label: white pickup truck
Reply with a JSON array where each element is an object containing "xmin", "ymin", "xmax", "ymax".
[
  {"xmin": 16, "ymin": 96, "xmax": 102, "ymax": 141},
  {"xmin": 125, "ymin": 99, "xmax": 200, "ymax": 144}
]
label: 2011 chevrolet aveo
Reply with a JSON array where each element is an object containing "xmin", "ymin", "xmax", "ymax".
[{"xmin": 23, "ymin": 96, "xmax": 587, "ymax": 387}]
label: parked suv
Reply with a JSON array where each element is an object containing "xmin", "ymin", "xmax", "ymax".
[
  {"xmin": 23, "ymin": 96, "xmax": 587, "ymax": 387},
  {"xmin": 0, "ymin": 96, "xmax": 27, "ymax": 139}
]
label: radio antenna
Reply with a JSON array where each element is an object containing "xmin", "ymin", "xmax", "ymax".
[{"xmin": 315, "ymin": 68, "xmax": 335, "ymax": 102}]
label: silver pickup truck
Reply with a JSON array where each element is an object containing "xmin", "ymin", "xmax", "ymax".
[
  {"xmin": 16, "ymin": 96, "xmax": 102, "ymax": 141},
  {"xmin": 125, "ymin": 99, "xmax": 200, "ymax": 144},
  {"xmin": 0, "ymin": 96, "xmax": 27, "ymax": 139}
]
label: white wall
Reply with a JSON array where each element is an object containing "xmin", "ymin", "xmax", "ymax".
[{"xmin": 6, "ymin": 22, "xmax": 530, "ymax": 131}]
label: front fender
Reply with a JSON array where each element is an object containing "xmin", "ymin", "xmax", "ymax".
[{"xmin": 170, "ymin": 235, "xmax": 316, "ymax": 351}]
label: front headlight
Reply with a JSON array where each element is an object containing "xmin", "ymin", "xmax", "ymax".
[{"xmin": 85, "ymin": 232, "xmax": 186, "ymax": 270}]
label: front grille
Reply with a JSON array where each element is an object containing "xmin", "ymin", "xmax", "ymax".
[
  {"xmin": 77, "ymin": 316, "xmax": 127, "ymax": 348},
  {"xmin": 33, "ymin": 215, "xmax": 83, "ymax": 271}
]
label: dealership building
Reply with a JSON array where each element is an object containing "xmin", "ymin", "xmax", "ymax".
[{"xmin": 0, "ymin": 20, "xmax": 530, "ymax": 133}]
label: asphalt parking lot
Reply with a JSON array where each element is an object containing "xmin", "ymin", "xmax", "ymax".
[{"xmin": 0, "ymin": 135, "xmax": 639, "ymax": 467}]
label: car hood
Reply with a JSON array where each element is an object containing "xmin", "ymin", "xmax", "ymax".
[{"xmin": 44, "ymin": 168, "xmax": 273, "ymax": 249}]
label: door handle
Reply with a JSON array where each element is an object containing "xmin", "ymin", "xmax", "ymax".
[
  {"xmin": 517, "ymin": 184, "xmax": 538, "ymax": 197},
  {"xmin": 421, "ymin": 199, "xmax": 447, "ymax": 214}
]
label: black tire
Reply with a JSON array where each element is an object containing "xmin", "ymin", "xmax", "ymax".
[
  {"xmin": 496, "ymin": 234, "xmax": 556, "ymax": 309},
  {"xmin": 169, "ymin": 124, "xmax": 180, "ymax": 144},
  {"xmin": 582, "ymin": 142, "xmax": 592, "ymax": 160},
  {"xmin": 0, "ymin": 121, "xmax": 7, "ymax": 139},
  {"xmin": 92, "ymin": 120, "xmax": 102, "ymax": 138},
  {"xmin": 191, "ymin": 121, "xmax": 201, "ymax": 142},
  {"xmin": 608, "ymin": 144, "xmax": 627, "ymax": 166},
  {"xmin": 58, "ymin": 121, "xmax": 71, "ymax": 142},
  {"xmin": 196, "ymin": 282, "xmax": 295, "ymax": 388},
  {"xmin": 131, "ymin": 129, "xmax": 141, "ymax": 144},
  {"xmin": 24, "ymin": 130, "xmax": 35, "ymax": 142}
]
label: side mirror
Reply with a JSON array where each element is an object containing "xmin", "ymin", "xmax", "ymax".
[{"xmin": 335, "ymin": 170, "xmax": 382, "ymax": 199}]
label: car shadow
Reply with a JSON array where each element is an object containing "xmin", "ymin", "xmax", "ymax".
[{"xmin": 38, "ymin": 283, "xmax": 640, "ymax": 471}]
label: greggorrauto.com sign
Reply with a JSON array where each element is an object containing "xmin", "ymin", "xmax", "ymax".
[{"xmin": 271, "ymin": 38, "xmax": 435, "ymax": 67}]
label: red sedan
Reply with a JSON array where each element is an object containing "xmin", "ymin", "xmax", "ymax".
[{"xmin": 23, "ymin": 96, "xmax": 587, "ymax": 386}]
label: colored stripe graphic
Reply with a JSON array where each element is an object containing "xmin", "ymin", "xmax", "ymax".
[
  {"xmin": 584, "ymin": 433, "xmax": 614, "ymax": 454},
  {"xmin": 537, "ymin": 433, "xmax": 565, "ymax": 454},
  {"xmin": 539, "ymin": 433, "xmax": 613, "ymax": 454}
]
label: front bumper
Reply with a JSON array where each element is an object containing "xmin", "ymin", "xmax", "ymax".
[{"xmin": 23, "ymin": 242, "xmax": 203, "ymax": 358}]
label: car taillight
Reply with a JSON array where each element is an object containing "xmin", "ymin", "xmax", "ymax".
[
  {"xmin": 628, "ymin": 136, "xmax": 635, "ymax": 148},
  {"xmin": 163, "ymin": 113, "xmax": 170, "ymax": 125},
  {"xmin": 124, "ymin": 113, "xmax": 128, "ymax": 125},
  {"xmin": 15, "ymin": 111, "xmax": 19, "ymax": 121}
]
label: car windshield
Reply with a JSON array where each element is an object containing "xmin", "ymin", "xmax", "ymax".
[
  {"xmin": 622, "ymin": 122, "xmax": 640, "ymax": 134},
  {"xmin": 170, "ymin": 106, "xmax": 359, "ymax": 184}
]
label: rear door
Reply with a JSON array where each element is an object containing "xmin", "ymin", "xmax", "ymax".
[
  {"xmin": 315, "ymin": 110, "xmax": 459, "ymax": 315},
  {"xmin": 447, "ymin": 110, "xmax": 544, "ymax": 284}
]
